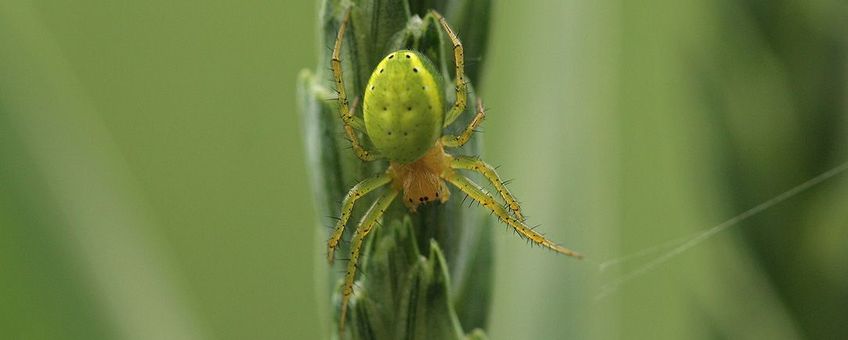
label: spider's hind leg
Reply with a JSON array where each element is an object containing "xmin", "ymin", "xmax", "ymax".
[
  {"xmin": 343, "ymin": 97, "xmax": 379, "ymax": 161},
  {"xmin": 441, "ymin": 98, "xmax": 485, "ymax": 148},
  {"xmin": 431, "ymin": 10, "xmax": 468, "ymax": 128},
  {"xmin": 331, "ymin": 9, "xmax": 378, "ymax": 161}
]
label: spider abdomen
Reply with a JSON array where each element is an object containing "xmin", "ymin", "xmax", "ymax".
[{"xmin": 363, "ymin": 50, "xmax": 444, "ymax": 163}]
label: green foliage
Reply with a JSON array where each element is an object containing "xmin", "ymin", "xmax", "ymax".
[
  {"xmin": 3, "ymin": 1, "xmax": 846, "ymax": 339},
  {"xmin": 343, "ymin": 218, "xmax": 484, "ymax": 340},
  {"xmin": 299, "ymin": 0, "xmax": 492, "ymax": 338}
]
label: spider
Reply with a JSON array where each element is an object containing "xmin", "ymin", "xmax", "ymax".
[{"xmin": 327, "ymin": 8, "xmax": 582, "ymax": 334}]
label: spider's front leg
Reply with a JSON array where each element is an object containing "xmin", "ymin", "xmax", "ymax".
[
  {"xmin": 449, "ymin": 154, "xmax": 525, "ymax": 221},
  {"xmin": 443, "ymin": 171, "xmax": 582, "ymax": 258},
  {"xmin": 327, "ymin": 173, "xmax": 392, "ymax": 264},
  {"xmin": 332, "ymin": 9, "xmax": 378, "ymax": 161},
  {"xmin": 440, "ymin": 99, "xmax": 522, "ymax": 220},
  {"xmin": 338, "ymin": 188, "xmax": 399, "ymax": 336}
]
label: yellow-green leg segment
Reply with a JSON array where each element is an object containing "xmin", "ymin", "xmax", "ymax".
[
  {"xmin": 332, "ymin": 9, "xmax": 378, "ymax": 161},
  {"xmin": 338, "ymin": 188, "xmax": 399, "ymax": 336},
  {"xmin": 443, "ymin": 171, "xmax": 582, "ymax": 258},
  {"xmin": 327, "ymin": 173, "xmax": 393, "ymax": 264},
  {"xmin": 449, "ymin": 155, "xmax": 525, "ymax": 221},
  {"xmin": 432, "ymin": 10, "xmax": 468, "ymax": 127},
  {"xmin": 441, "ymin": 98, "xmax": 485, "ymax": 148}
]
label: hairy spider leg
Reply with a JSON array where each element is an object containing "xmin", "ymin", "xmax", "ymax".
[
  {"xmin": 432, "ymin": 10, "xmax": 467, "ymax": 127},
  {"xmin": 332, "ymin": 9, "xmax": 378, "ymax": 161},
  {"xmin": 443, "ymin": 172, "xmax": 582, "ymax": 258},
  {"xmin": 327, "ymin": 173, "xmax": 393, "ymax": 264},
  {"xmin": 450, "ymin": 155, "xmax": 525, "ymax": 221},
  {"xmin": 441, "ymin": 99, "xmax": 522, "ymax": 220},
  {"xmin": 441, "ymin": 98, "xmax": 485, "ymax": 148},
  {"xmin": 339, "ymin": 188, "xmax": 400, "ymax": 335}
]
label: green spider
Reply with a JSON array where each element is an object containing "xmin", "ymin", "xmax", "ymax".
[{"xmin": 327, "ymin": 9, "xmax": 582, "ymax": 334}]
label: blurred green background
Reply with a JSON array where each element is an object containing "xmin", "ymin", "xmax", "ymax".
[{"xmin": 2, "ymin": 0, "xmax": 846, "ymax": 339}]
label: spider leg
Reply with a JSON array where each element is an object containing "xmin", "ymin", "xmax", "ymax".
[
  {"xmin": 332, "ymin": 9, "xmax": 378, "ymax": 161},
  {"xmin": 449, "ymin": 154, "xmax": 525, "ymax": 221},
  {"xmin": 443, "ymin": 171, "xmax": 582, "ymax": 258},
  {"xmin": 339, "ymin": 188, "xmax": 399, "ymax": 336},
  {"xmin": 441, "ymin": 98, "xmax": 485, "ymax": 148},
  {"xmin": 431, "ymin": 10, "xmax": 467, "ymax": 128},
  {"xmin": 327, "ymin": 173, "xmax": 393, "ymax": 264}
]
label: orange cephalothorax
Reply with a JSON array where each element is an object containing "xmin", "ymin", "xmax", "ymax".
[{"xmin": 388, "ymin": 143, "xmax": 452, "ymax": 211}]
